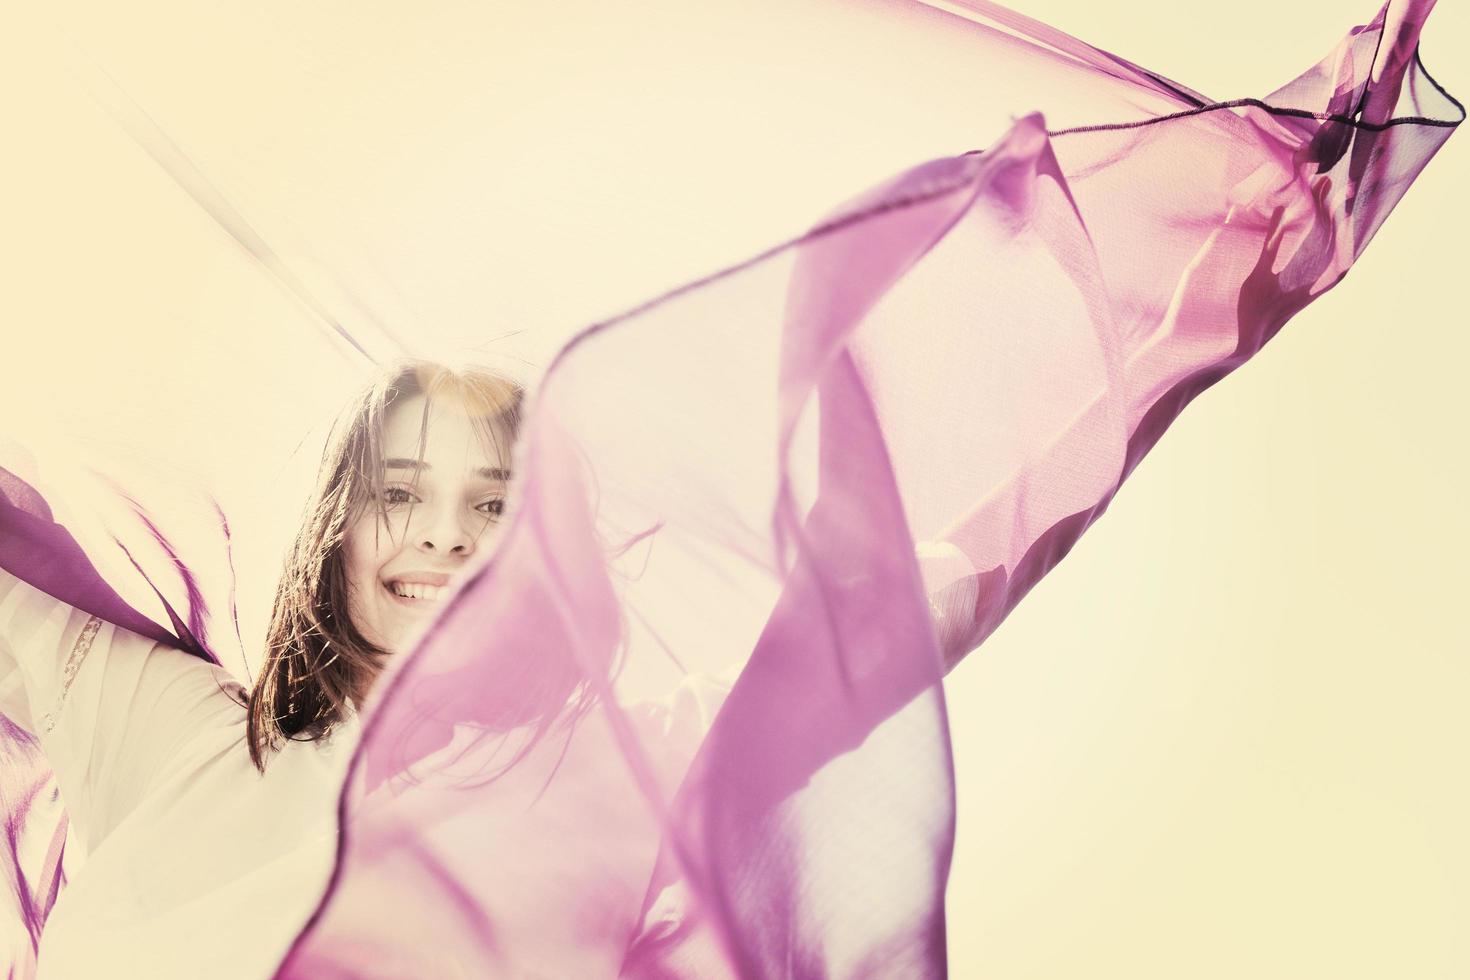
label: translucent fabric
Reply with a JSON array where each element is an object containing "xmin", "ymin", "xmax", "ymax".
[{"xmin": 0, "ymin": 0, "xmax": 1462, "ymax": 976}]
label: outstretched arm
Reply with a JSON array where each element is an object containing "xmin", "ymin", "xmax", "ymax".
[{"xmin": 0, "ymin": 568, "xmax": 246, "ymax": 854}]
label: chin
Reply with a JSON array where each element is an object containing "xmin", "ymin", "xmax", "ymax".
[{"xmin": 373, "ymin": 624, "xmax": 409, "ymax": 658}]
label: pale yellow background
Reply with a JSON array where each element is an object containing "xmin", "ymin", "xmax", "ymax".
[
  {"xmin": 2, "ymin": 1, "xmax": 1466, "ymax": 977},
  {"xmin": 942, "ymin": 4, "xmax": 1470, "ymax": 978}
]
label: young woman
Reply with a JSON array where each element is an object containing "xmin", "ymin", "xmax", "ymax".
[
  {"xmin": 245, "ymin": 362, "xmax": 523, "ymax": 772},
  {"xmin": 0, "ymin": 363, "xmax": 528, "ymax": 978}
]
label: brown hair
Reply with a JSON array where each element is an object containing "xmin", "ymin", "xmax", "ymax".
[{"xmin": 246, "ymin": 361, "xmax": 524, "ymax": 771}]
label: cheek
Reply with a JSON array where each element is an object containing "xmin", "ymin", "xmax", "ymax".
[
  {"xmin": 342, "ymin": 514, "xmax": 396, "ymax": 599},
  {"xmin": 339, "ymin": 516, "xmax": 394, "ymax": 649},
  {"xmin": 480, "ymin": 521, "xmax": 511, "ymax": 554}
]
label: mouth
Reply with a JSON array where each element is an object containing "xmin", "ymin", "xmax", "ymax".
[{"xmin": 382, "ymin": 579, "xmax": 451, "ymax": 606}]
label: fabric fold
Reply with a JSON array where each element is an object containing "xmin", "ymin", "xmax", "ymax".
[
  {"xmin": 279, "ymin": 3, "xmax": 1459, "ymax": 976},
  {"xmin": 0, "ymin": 1, "xmax": 1459, "ymax": 977}
]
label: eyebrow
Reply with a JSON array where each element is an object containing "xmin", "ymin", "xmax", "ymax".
[{"xmin": 384, "ymin": 458, "xmax": 512, "ymax": 480}]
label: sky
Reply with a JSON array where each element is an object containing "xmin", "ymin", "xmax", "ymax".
[{"xmin": 3, "ymin": 1, "xmax": 1466, "ymax": 975}]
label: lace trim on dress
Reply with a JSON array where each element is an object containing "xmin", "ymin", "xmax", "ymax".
[{"xmin": 40, "ymin": 615, "xmax": 103, "ymax": 736}]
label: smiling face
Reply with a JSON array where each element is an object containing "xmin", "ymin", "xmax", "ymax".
[{"xmin": 341, "ymin": 391, "xmax": 514, "ymax": 656}]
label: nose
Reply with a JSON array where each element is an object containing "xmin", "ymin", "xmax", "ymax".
[{"xmin": 410, "ymin": 502, "xmax": 476, "ymax": 557}]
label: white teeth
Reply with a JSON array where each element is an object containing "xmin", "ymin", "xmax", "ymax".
[{"xmin": 389, "ymin": 582, "xmax": 447, "ymax": 602}]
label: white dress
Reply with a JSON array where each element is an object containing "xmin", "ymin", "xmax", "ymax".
[{"xmin": 0, "ymin": 568, "xmax": 359, "ymax": 980}]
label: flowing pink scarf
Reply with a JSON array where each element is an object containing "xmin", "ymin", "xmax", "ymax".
[{"xmin": 0, "ymin": 1, "xmax": 1460, "ymax": 976}]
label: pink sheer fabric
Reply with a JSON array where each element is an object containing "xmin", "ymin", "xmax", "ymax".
[
  {"xmin": 0, "ymin": 721, "xmax": 66, "ymax": 976},
  {"xmin": 278, "ymin": 2, "xmax": 1460, "ymax": 976},
  {"xmin": 0, "ymin": 0, "xmax": 1461, "ymax": 977}
]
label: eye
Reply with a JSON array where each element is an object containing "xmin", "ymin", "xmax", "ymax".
[
  {"xmin": 383, "ymin": 485, "xmax": 420, "ymax": 506},
  {"xmin": 476, "ymin": 497, "xmax": 505, "ymax": 518}
]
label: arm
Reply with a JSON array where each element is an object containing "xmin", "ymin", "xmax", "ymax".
[
  {"xmin": 0, "ymin": 568, "xmax": 247, "ymax": 855},
  {"xmin": 0, "ymin": 567, "xmax": 101, "ymax": 740}
]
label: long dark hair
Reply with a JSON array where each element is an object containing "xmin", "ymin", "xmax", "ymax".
[{"xmin": 246, "ymin": 362, "xmax": 524, "ymax": 771}]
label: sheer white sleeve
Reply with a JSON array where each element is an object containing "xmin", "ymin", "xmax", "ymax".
[
  {"xmin": 0, "ymin": 567, "xmax": 248, "ymax": 855},
  {"xmin": 0, "ymin": 568, "xmax": 101, "ymax": 738}
]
